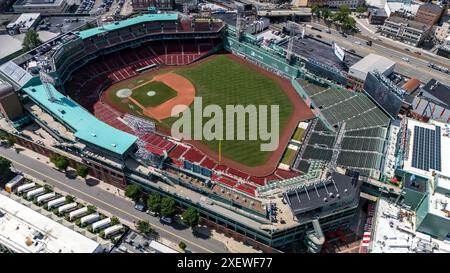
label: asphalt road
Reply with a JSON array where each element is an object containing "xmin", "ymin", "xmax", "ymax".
[
  {"xmin": 0, "ymin": 146, "xmax": 228, "ymax": 253},
  {"xmin": 303, "ymin": 21, "xmax": 450, "ymax": 84}
]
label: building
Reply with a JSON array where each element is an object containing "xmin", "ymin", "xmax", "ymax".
[
  {"xmin": 414, "ymin": 3, "xmax": 444, "ymax": 26},
  {"xmin": 434, "ymin": 20, "xmax": 450, "ymax": 43},
  {"xmin": 13, "ymin": 0, "xmax": 69, "ymax": 14},
  {"xmin": 347, "ymin": 53, "xmax": 396, "ymax": 91},
  {"xmin": 368, "ymin": 7, "xmax": 388, "ymax": 25},
  {"xmin": 387, "ymin": 117, "xmax": 450, "ymax": 243},
  {"xmin": 0, "ymin": 82, "xmax": 23, "ymax": 121},
  {"xmin": 381, "ymin": 16, "xmax": 432, "ymax": 46},
  {"xmin": 6, "ymin": 13, "xmax": 40, "ymax": 35},
  {"xmin": 369, "ymin": 197, "xmax": 450, "ymax": 253},
  {"xmin": 384, "ymin": 1, "xmax": 421, "ymax": 18},
  {"xmin": 131, "ymin": 0, "xmax": 176, "ymax": 10},
  {"xmin": 0, "ymin": 194, "xmax": 104, "ymax": 253},
  {"xmin": 325, "ymin": 0, "xmax": 363, "ymax": 9},
  {"xmin": 410, "ymin": 79, "xmax": 450, "ymax": 123}
]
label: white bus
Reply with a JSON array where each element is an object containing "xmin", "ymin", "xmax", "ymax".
[
  {"xmin": 47, "ymin": 197, "xmax": 66, "ymax": 209},
  {"xmin": 58, "ymin": 202, "xmax": 77, "ymax": 214},
  {"xmin": 69, "ymin": 207, "xmax": 88, "ymax": 221},
  {"xmin": 92, "ymin": 218, "xmax": 111, "ymax": 232},
  {"xmin": 5, "ymin": 175, "xmax": 24, "ymax": 193},
  {"xmin": 26, "ymin": 187, "xmax": 45, "ymax": 199},
  {"xmin": 37, "ymin": 192, "xmax": 55, "ymax": 204},
  {"xmin": 16, "ymin": 183, "xmax": 35, "ymax": 193},
  {"xmin": 103, "ymin": 224, "xmax": 123, "ymax": 237},
  {"xmin": 80, "ymin": 213, "xmax": 100, "ymax": 225}
]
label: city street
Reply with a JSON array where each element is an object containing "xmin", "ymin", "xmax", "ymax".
[
  {"xmin": 288, "ymin": 20, "xmax": 450, "ymax": 84},
  {"xmin": 0, "ymin": 146, "xmax": 229, "ymax": 253}
]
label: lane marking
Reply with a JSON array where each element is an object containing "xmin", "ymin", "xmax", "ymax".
[{"xmin": 5, "ymin": 155, "xmax": 215, "ymax": 253}]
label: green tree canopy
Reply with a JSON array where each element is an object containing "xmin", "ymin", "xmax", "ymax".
[
  {"xmin": 147, "ymin": 192, "xmax": 161, "ymax": 213},
  {"xmin": 125, "ymin": 184, "xmax": 141, "ymax": 201},
  {"xmin": 356, "ymin": 6, "xmax": 367, "ymax": 13},
  {"xmin": 50, "ymin": 155, "xmax": 69, "ymax": 171},
  {"xmin": 321, "ymin": 8, "xmax": 332, "ymax": 21},
  {"xmin": 22, "ymin": 30, "xmax": 42, "ymax": 51},
  {"xmin": 65, "ymin": 195, "xmax": 75, "ymax": 203},
  {"xmin": 179, "ymin": 241, "xmax": 187, "ymax": 251},
  {"xmin": 160, "ymin": 197, "xmax": 175, "ymax": 217},
  {"xmin": 182, "ymin": 207, "xmax": 200, "ymax": 228},
  {"xmin": 0, "ymin": 156, "xmax": 12, "ymax": 180},
  {"xmin": 111, "ymin": 216, "xmax": 120, "ymax": 225},
  {"xmin": 76, "ymin": 164, "xmax": 89, "ymax": 178},
  {"xmin": 311, "ymin": 5, "xmax": 321, "ymax": 18},
  {"xmin": 136, "ymin": 220, "xmax": 153, "ymax": 235}
]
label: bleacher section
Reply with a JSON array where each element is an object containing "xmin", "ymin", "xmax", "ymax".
[
  {"xmin": 64, "ymin": 38, "xmax": 220, "ymax": 111},
  {"xmin": 295, "ymin": 79, "xmax": 391, "ymax": 179}
]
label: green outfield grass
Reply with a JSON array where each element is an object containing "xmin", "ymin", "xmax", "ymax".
[
  {"xmin": 131, "ymin": 81, "xmax": 177, "ymax": 107},
  {"xmin": 105, "ymin": 55, "xmax": 294, "ymax": 167},
  {"xmin": 163, "ymin": 55, "xmax": 294, "ymax": 167}
]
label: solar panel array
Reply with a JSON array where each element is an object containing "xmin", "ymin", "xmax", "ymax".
[{"xmin": 412, "ymin": 126, "xmax": 441, "ymax": 172}]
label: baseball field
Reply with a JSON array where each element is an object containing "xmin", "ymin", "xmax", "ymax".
[{"xmin": 104, "ymin": 54, "xmax": 307, "ymax": 168}]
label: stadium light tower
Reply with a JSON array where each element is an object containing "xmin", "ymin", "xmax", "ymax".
[
  {"xmin": 286, "ymin": 33, "xmax": 294, "ymax": 63},
  {"xmin": 96, "ymin": 17, "xmax": 104, "ymax": 30},
  {"xmin": 39, "ymin": 71, "xmax": 56, "ymax": 102},
  {"xmin": 236, "ymin": 10, "xmax": 245, "ymax": 40}
]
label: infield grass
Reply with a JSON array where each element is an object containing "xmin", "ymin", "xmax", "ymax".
[{"xmin": 131, "ymin": 81, "xmax": 177, "ymax": 107}]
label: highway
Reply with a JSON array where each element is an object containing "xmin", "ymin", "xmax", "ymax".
[
  {"xmin": 0, "ymin": 146, "xmax": 228, "ymax": 253},
  {"xmin": 278, "ymin": 21, "xmax": 450, "ymax": 84}
]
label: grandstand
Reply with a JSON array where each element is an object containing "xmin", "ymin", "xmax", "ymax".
[{"xmin": 293, "ymin": 78, "xmax": 390, "ymax": 179}]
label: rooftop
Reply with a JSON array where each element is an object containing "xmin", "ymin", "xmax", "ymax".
[
  {"xmin": 0, "ymin": 193, "xmax": 102, "ymax": 253},
  {"xmin": 386, "ymin": 16, "xmax": 430, "ymax": 31},
  {"xmin": 421, "ymin": 78, "xmax": 450, "ymax": 107},
  {"xmin": 370, "ymin": 198, "xmax": 450, "ymax": 253},
  {"xmin": 22, "ymin": 84, "xmax": 137, "ymax": 157},
  {"xmin": 417, "ymin": 3, "xmax": 444, "ymax": 14},
  {"xmin": 403, "ymin": 118, "xmax": 450, "ymax": 179},
  {"xmin": 349, "ymin": 53, "xmax": 396, "ymax": 81},
  {"xmin": 75, "ymin": 13, "xmax": 178, "ymax": 40}
]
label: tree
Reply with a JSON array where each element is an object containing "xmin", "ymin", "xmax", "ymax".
[
  {"xmin": 136, "ymin": 220, "xmax": 153, "ymax": 235},
  {"xmin": 76, "ymin": 164, "xmax": 89, "ymax": 178},
  {"xmin": 22, "ymin": 30, "xmax": 42, "ymax": 51},
  {"xmin": 65, "ymin": 195, "xmax": 75, "ymax": 203},
  {"xmin": 179, "ymin": 241, "xmax": 187, "ymax": 251},
  {"xmin": 321, "ymin": 8, "xmax": 332, "ymax": 22},
  {"xmin": 5, "ymin": 135, "xmax": 15, "ymax": 148},
  {"xmin": 125, "ymin": 184, "xmax": 141, "ymax": 201},
  {"xmin": 147, "ymin": 192, "xmax": 161, "ymax": 213},
  {"xmin": 311, "ymin": 5, "xmax": 321, "ymax": 18},
  {"xmin": 0, "ymin": 156, "xmax": 12, "ymax": 180},
  {"xmin": 182, "ymin": 207, "xmax": 200, "ymax": 228},
  {"xmin": 87, "ymin": 205, "xmax": 97, "ymax": 214},
  {"xmin": 356, "ymin": 6, "xmax": 367, "ymax": 14},
  {"xmin": 111, "ymin": 216, "xmax": 120, "ymax": 225},
  {"xmin": 342, "ymin": 16, "xmax": 357, "ymax": 30},
  {"xmin": 160, "ymin": 197, "xmax": 175, "ymax": 217},
  {"xmin": 50, "ymin": 155, "xmax": 69, "ymax": 171},
  {"xmin": 44, "ymin": 184, "xmax": 53, "ymax": 193}
]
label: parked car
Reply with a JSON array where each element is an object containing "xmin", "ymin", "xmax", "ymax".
[
  {"xmin": 146, "ymin": 210, "xmax": 158, "ymax": 217},
  {"xmin": 161, "ymin": 216, "xmax": 173, "ymax": 224},
  {"xmin": 349, "ymin": 49, "xmax": 356, "ymax": 53},
  {"xmin": 134, "ymin": 202, "xmax": 145, "ymax": 212},
  {"xmin": 316, "ymin": 34, "xmax": 322, "ymax": 38}
]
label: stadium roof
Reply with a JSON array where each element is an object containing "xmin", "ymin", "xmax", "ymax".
[
  {"xmin": 22, "ymin": 84, "xmax": 137, "ymax": 156},
  {"xmin": 0, "ymin": 194, "xmax": 103, "ymax": 253},
  {"xmin": 76, "ymin": 13, "xmax": 178, "ymax": 40},
  {"xmin": 349, "ymin": 54, "xmax": 395, "ymax": 82}
]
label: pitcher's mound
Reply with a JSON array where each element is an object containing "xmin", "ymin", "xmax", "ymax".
[{"xmin": 116, "ymin": 88, "xmax": 132, "ymax": 98}]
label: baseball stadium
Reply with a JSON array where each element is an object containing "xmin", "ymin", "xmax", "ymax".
[{"xmin": 0, "ymin": 10, "xmax": 397, "ymax": 251}]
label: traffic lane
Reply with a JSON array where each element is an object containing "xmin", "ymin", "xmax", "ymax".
[
  {"xmin": 308, "ymin": 20, "xmax": 450, "ymax": 69},
  {"xmin": 0, "ymin": 147, "xmax": 228, "ymax": 253},
  {"xmin": 304, "ymin": 28, "xmax": 450, "ymax": 83}
]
